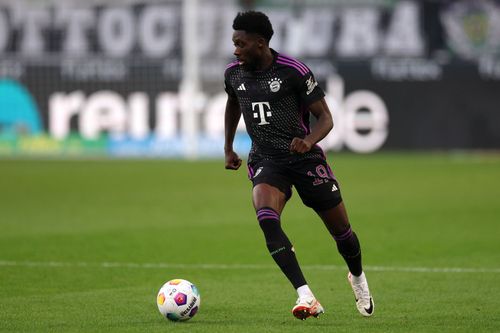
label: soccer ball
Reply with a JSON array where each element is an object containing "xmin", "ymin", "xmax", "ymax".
[{"xmin": 156, "ymin": 279, "xmax": 201, "ymax": 322}]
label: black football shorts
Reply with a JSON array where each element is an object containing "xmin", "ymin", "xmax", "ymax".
[{"xmin": 247, "ymin": 158, "xmax": 342, "ymax": 211}]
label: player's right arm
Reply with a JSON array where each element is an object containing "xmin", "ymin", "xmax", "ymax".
[{"xmin": 224, "ymin": 93, "xmax": 243, "ymax": 170}]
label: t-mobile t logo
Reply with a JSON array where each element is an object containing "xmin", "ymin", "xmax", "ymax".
[{"xmin": 252, "ymin": 102, "xmax": 272, "ymax": 125}]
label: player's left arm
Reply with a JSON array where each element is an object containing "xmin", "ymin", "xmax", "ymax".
[{"xmin": 290, "ymin": 98, "xmax": 333, "ymax": 154}]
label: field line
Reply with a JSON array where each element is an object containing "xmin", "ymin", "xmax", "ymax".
[{"xmin": 0, "ymin": 260, "xmax": 499, "ymax": 274}]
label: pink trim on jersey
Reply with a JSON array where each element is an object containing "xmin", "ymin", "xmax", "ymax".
[
  {"xmin": 247, "ymin": 164, "xmax": 254, "ymax": 179},
  {"xmin": 276, "ymin": 58, "xmax": 308, "ymax": 76},
  {"xmin": 317, "ymin": 144, "xmax": 327, "ymax": 160},
  {"xmin": 299, "ymin": 106, "xmax": 310, "ymax": 135},
  {"xmin": 278, "ymin": 54, "xmax": 309, "ymax": 73},
  {"xmin": 225, "ymin": 61, "xmax": 239, "ymax": 70},
  {"xmin": 276, "ymin": 60, "xmax": 307, "ymax": 76}
]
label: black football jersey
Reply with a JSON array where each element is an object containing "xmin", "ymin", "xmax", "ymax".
[{"xmin": 224, "ymin": 49, "xmax": 326, "ymax": 163}]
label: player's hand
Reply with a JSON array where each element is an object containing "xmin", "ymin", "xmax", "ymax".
[
  {"xmin": 225, "ymin": 150, "xmax": 242, "ymax": 170},
  {"xmin": 290, "ymin": 137, "xmax": 313, "ymax": 154}
]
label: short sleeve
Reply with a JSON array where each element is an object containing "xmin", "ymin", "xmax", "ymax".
[{"xmin": 224, "ymin": 68, "xmax": 237, "ymax": 98}]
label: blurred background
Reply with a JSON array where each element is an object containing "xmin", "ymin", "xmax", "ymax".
[{"xmin": 0, "ymin": 0, "xmax": 499, "ymax": 158}]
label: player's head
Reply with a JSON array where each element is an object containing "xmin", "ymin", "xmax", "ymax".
[
  {"xmin": 233, "ymin": 11, "xmax": 274, "ymax": 43},
  {"xmin": 232, "ymin": 11, "xmax": 274, "ymax": 70}
]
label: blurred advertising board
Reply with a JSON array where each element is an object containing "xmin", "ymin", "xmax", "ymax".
[{"xmin": 0, "ymin": 0, "xmax": 499, "ymax": 157}]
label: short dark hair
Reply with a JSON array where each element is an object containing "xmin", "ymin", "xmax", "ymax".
[{"xmin": 232, "ymin": 11, "xmax": 274, "ymax": 43}]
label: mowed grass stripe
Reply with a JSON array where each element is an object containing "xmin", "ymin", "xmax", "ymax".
[{"xmin": 1, "ymin": 260, "xmax": 499, "ymax": 273}]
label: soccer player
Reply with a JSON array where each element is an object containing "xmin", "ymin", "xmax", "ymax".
[{"xmin": 223, "ymin": 11, "xmax": 374, "ymax": 320}]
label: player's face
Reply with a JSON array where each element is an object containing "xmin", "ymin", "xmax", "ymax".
[{"xmin": 232, "ymin": 30, "xmax": 264, "ymax": 71}]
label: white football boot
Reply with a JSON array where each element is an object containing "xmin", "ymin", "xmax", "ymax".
[
  {"xmin": 292, "ymin": 296, "xmax": 325, "ymax": 320},
  {"xmin": 348, "ymin": 272, "xmax": 374, "ymax": 317}
]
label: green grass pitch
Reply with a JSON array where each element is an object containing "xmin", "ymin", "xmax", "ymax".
[{"xmin": 1, "ymin": 152, "xmax": 499, "ymax": 332}]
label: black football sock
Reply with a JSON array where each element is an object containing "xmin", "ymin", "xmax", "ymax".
[
  {"xmin": 257, "ymin": 207, "xmax": 307, "ymax": 289},
  {"xmin": 334, "ymin": 226, "xmax": 363, "ymax": 277}
]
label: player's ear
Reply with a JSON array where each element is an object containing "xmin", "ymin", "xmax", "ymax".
[{"xmin": 257, "ymin": 36, "xmax": 266, "ymax": 48}]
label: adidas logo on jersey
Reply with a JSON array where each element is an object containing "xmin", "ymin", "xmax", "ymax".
[{"xmin": 237, "ymin": 83, "xmax": 246, "ymax": 91}]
